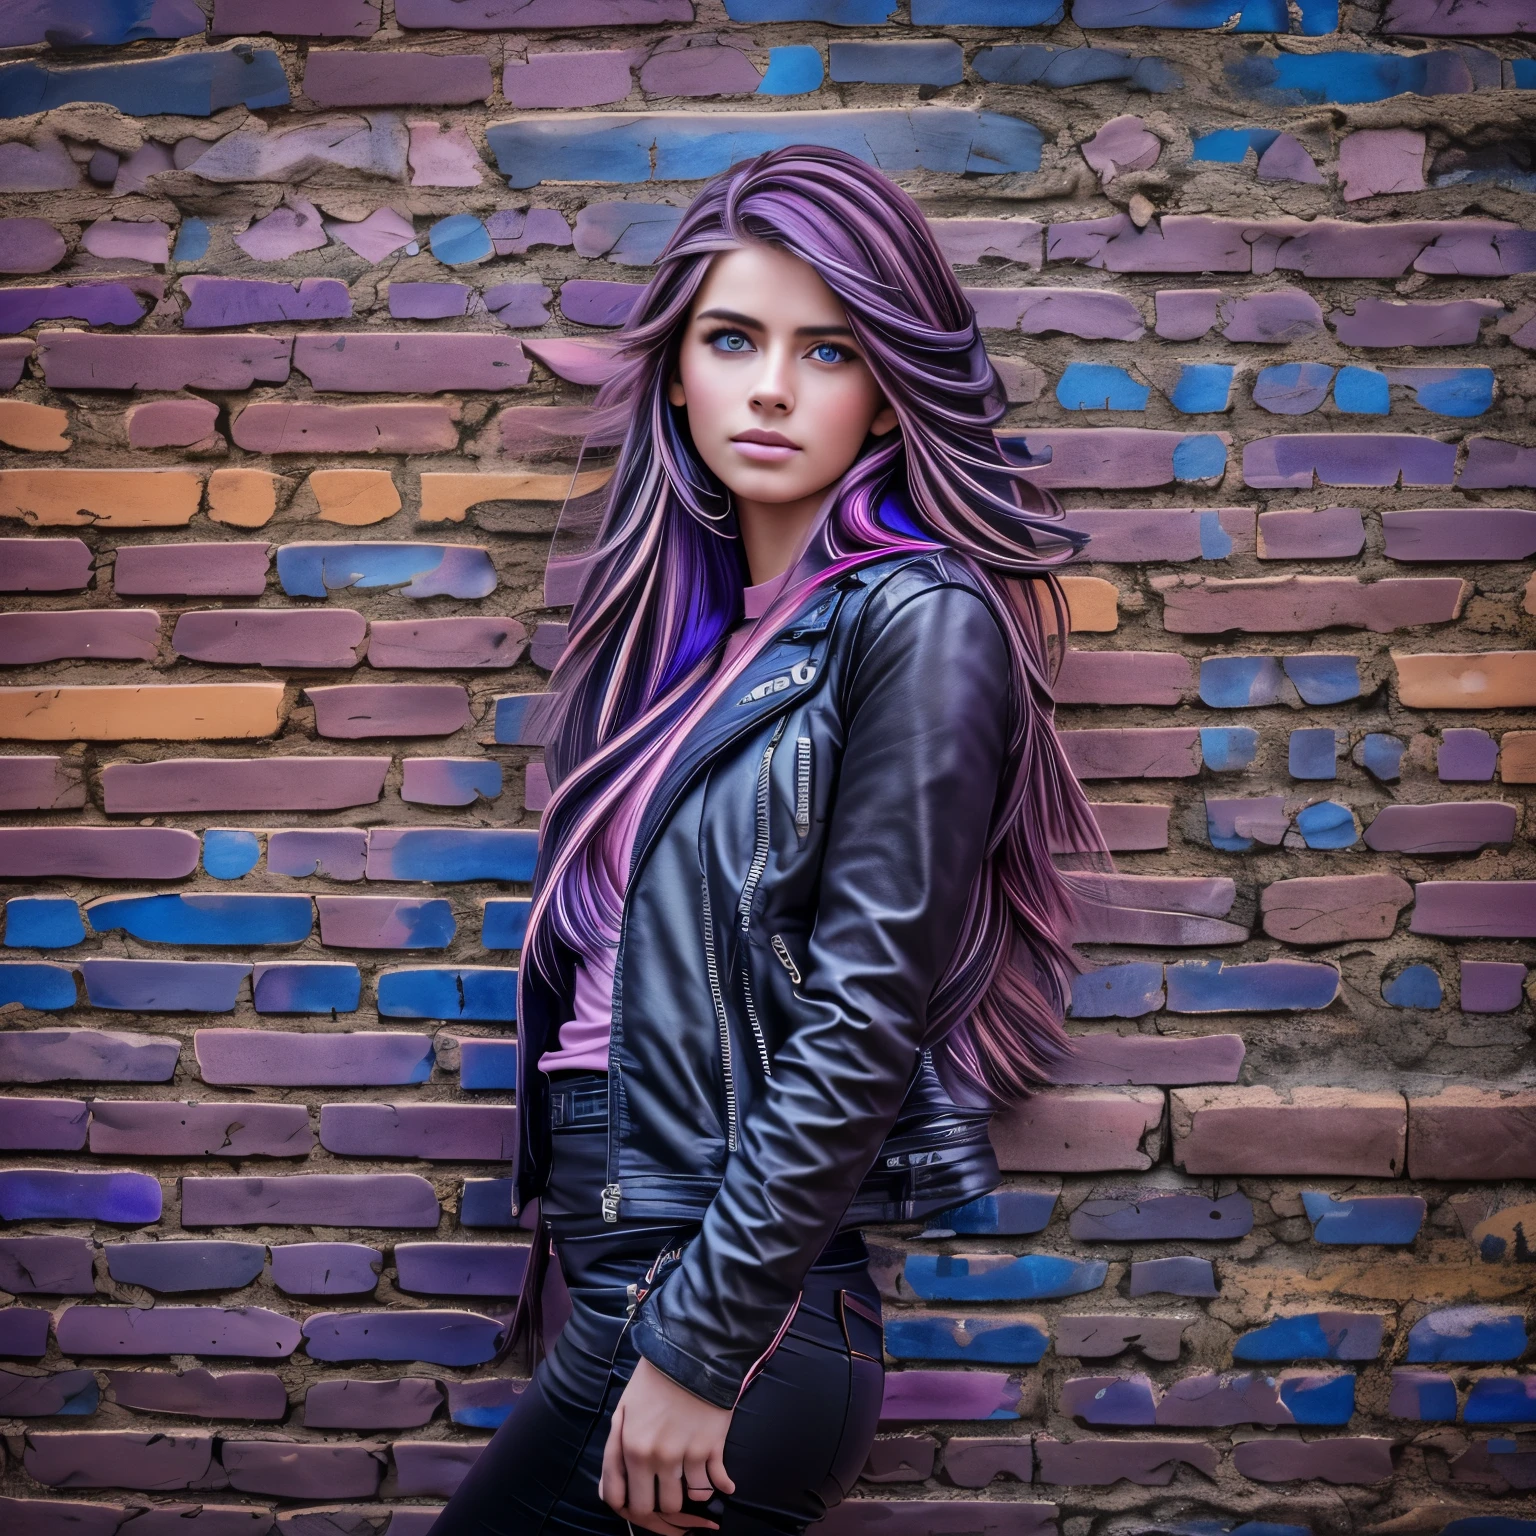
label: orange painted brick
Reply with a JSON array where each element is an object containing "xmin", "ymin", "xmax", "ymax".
[
  {"xmin": 1394, "ymin": 651, "xmax": 1536, "ymax": 709},
  {"xmin": 1061, "ymin": 576, "xmax": 1119, "ymax": 634},
  {"xmin": 310, "ymin": 470, "xmax": 402, "ymax": 526},
  {"xmin": 1171, "ymin": 1087, "xmax": 1406, "ymax": 1177},
  {"xmin": 0, "ymin": 685, "xmax": 284, "ymax": 741},
  {"xmin": 989, "ymin": 1087, "xmax": 1163, "ymax": 1172},
  {"xmin": 418, "ymin": 469, "xmax": 612, "ymax": 524},
  {"xmin": 0, "ymin": 401, "xmax": 69, "ymax": 452},
  {"xmin": 1501, "ymin": 732, "xmax": 1536, "ymax": 784},
  {"xmin": 208, "ymin": 470, "xmax": 290, "ymax": 529},
  {"xmin": 0, "ymin": 469, "xmax": 201, "ymax": 527}
]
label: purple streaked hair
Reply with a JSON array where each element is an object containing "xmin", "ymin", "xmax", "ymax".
[{"xmin": 521, "ymin": 145, "xmax": 1105, "ymax": 1105}]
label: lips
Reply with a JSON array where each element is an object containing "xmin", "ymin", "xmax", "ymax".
[{"xmin": 731, "ymin": 429, "xmax": 800, "ymax": 463}]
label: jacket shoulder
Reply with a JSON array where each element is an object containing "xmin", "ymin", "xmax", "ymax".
[{"xmin": 849, "ymin": 549, "xmax": 1003, "ymax": 646}]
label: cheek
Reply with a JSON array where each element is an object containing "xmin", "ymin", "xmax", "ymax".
[
  {"xmin": 678, "ymin": 349, "xmax": 731, "ymax": 432},
  {"xmin": 806, "ymin": 374, "xmax": 883, "ymax": 455}
]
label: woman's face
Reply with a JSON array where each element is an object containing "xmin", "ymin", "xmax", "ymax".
[{"xmin": 667, "ymin": 243, "xmax": 898, "ymax": 511}]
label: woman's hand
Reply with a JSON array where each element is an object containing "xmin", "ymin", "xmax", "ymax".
[{"xmin": 600, "ymin": 1354, "xmax": 737, "ymax": 1533}]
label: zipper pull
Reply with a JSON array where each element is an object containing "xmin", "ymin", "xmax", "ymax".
[
  {"xmin": 601, "ymin": 1182, "xmax": 621, "ymax": 1223},
  {"xmin": 770, "ymin": 933, "xmax": 802, "ymax": 984}
]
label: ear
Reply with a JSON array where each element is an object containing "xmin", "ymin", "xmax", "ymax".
[
  {"xmin": 667, "ymin": 375, "xmax": 687, "ymax": 408},
  {"xmin": 870, "ymin": 400, "xmax": 898, "ymax": 437}
]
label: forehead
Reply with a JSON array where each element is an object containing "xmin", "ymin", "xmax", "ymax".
[{"xmin": 690, "ymin": 243, "xmax": 848, "ymax": 326}]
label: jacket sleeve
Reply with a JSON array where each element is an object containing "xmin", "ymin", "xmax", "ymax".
[{"xmin": 628, "ymin": 577, "xmax": 1012, "ymax": 1409}]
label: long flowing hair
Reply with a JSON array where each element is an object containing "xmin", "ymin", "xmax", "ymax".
[{"xmin": 521, "ymin": 145, "xmax": 1105, "ymax": 1105}]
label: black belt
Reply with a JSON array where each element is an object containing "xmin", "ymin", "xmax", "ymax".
[{"xmin": 548, "ymin": 1071, "xmax": 608, "ymax": 1129}]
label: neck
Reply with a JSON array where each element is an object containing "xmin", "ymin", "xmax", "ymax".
[{"xmin": 735, "ymin": 487, "xmax": 833, "ymax": 586}]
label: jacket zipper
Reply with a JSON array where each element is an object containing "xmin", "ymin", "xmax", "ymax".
[
  {"xmin": 770, "ymin": 933, "xmax": 802, "ymax": 984},
  {"xmin": 700, "ymin": 872, "xmax": 739, "ymax": 1151},
  {"xmin": 737, "ymin": 716, "xmax": 787, "ymax": 1079},
  {"xmin": 793, "ymin": 736, "xmax": 812, "ymax": 838}
]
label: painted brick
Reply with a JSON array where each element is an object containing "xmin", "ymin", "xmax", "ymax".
[
  {"xmin": 55, "ymin": 1306, "xmax": 299, "ymax": 1357},
  {"xmin": 222, "ymin": 1440, "xmax": 385, "ymax": 1498},
  {"xmin": 0, "ymin": 469, "xmax": 201, "ymax": 529},
  {"xmin": 0, "ymin": 1234, "xmax": 95, "ymax": 1294},
  {"xmin": 80, "ymin": 959, "xmax": 250, "ymax": 1012},
  {"xmin": 1171, "ymin": 1087, "xmax": 1407, "ymax": 1175},
  {"xmin": 319, "ymin": 1103, "xmax": 516, "ymax": 1159},
  {"xmin": 1233, "ymin": 1437, "xmax": 1394, "ymax": 1483},
  {"xmin": 173, "ymin": 610, "xmax": 365, "ymax": 668},
  {"xmin": 1411, "ymin": 881, "xmax": 1536, "ymax": 937},
  {"xmin": 182, "ymin": 1175, "xmax": 440, "ymax": 1228},
  {"xmin": 1060, "ymin": 728, "xmax": 1200, "ymax": 779},
  {"xmin": 102, "ymin": 758, "xmax": 388, "ymax": 814},
  {"xmin": 108, "ymin": 1368, "xmax": 289, "ymax": 1420},
  {"xmin": 90, "ymin": 1101, "xmax": 312, "ymax": 1158},
  {"xmin": 1069, "ymin": 1191, "xmax": 1253, "ymax": 1241},
  {"xmin": 1407, "ymin": 1088, "xmax": 1536, "ymax": 1179},
  {"xmin": 0, "ymin": 1028, "xmax": 180, "ymax": 1083},
  {"xmin": 233, "ymin": 403, "xmax": 460, "ymax": 455},
  {"xmin": 0, "ymin": 684, "xmax": 283, "ymax": 742},
  {"xmin": 0, "ymin": 1367, "xmax": 98, "ymax": 1417},
  {"xmin": 901, "ymin": 1252, "xmax": 1105, "ymax": 1303},
  {"xmin": 268, "ymin": 831, "xmax": 370, "ymax": 881},
  {"xmin": 104, "ymin": 1241, "xmax": 266, "ymax": 1293},
  {"xmin": 271, "ymin": 1243, "xmax": 382, "ymax": 1296},
  {"xmin": 195, "ymin": 1030, "xmax": 434, "ymax": 1087},
  {"xmin": 39, "ymin": 333, "xmax": 292, "ymax": 392},
  {"xmin": 989, "ymin": 1087, "xmax": 1163, "ymax": 1171},
  {"xmin": 304, "ymin": 1377, "xmax": 443, "ymax": 1429},
  {"xmin": 368, "ymin": 617, "xmax": 528, "ymax": 669},
  {"xmin": 22, "ymin": 1429, "xmax": 220, "ymax": 1490},
  {"xmin": 278, "ymin": 543, "xmax": 497, "ymax": 600},
  {"xmin": 1261, "ymin": 873, "xmax": 1414, "ymax": 944},
  {"xmin": 303, "ymin": 1310, "xmax": 506, "ymax": 1365},
  {"xmin": 0, "ymin": 1096, "xmax": 88, "ymax": 1150},
  {"xmin": 316, "ymin": 896, "xmax": 455, "ymax": 949},
  {"xmin": 1157, "ymin": 573, "xmax": 1465, "ymax": 633},
  {"xmin": 113, "ymin": 543, "xmax": 271, "ymax": 597},
  {"xmin": 304, "ymin": 52, "xmax": 492, "ymax": 106},
  {"xmin": 367, "ymin": 828, "xmax": 538, "ymax": 881},
  {"xmin": 394, "ymin": 1242, "xmax": 530, "ymax": 1296},
  {"xmin": 1049, "ymin": 1033, "xmax": 1243, "ymax": 1085},
  {"xmin": 308, "ymin": 684, "xmax": 470, "ymax": 739},
  {"xmin": 293, "ymin": 334, "xmax": 530, "ymax": 393},
  {"xmin": 1034, "ymin": 1436, "xmax": 1217, "ymax": 1486}
]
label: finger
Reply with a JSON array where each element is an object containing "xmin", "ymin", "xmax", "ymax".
[
  {"xmin": 682, "ymin": 1453, "xmax": 714, "ymax": 1507},
  {"xmin": 624, "ymin": 1438, "xmax": 657, "ymax": 1517},
  {"xmin": 655, "ymin": 1448, "xmax": 687, "ymax": 1517},
  {"xmin": 599, "ymin": 1401, "xmax": 627, "ymax": 1513},
  {"xmin": 706, "ymin": 1445, "xmax": 736, "ymax": 1497},
  {"xmin": 621, "ymin": 1509, "xmax": 716, "ymax": 1535}
]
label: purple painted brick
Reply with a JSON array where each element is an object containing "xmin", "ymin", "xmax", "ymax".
[
  {"xmin": 1223, "ymin": 289, "xmax": 1327, "ymax": 344},
  {"xmin": 1070, "ymin": 1191, "xmax": 1254, "ymax": 1241},
  {"xmin": 233, "ymin": 403, "xmax": 458, "ymax": 455},
  {"xmin": 0, "ymin": 1096, "xmax": 88, "ymax": 1151},
  {"xmin": 213, "ymin": 0, "xmax": 381, "ymax": 33},
  {"xmin": 0, "ymin": 756, "xmax": 87, "ymax": 811},
  {"xmin": 1053, "ymin": 651, "xmax": 1191, "ymax": 705},
  {"xmin": 89, "ymin": 1101, "xmax": 314, "ymax": 1158},
  {"xmin": 0, "ymin": 1498, "xmax": 123, "ymax": 1535},
  {"xmin": 0, "ymin": 1309, "xmax": 50, "ymax": 1356},
  {"xmin": 319, "ymin": 1104, "xmax": 517, "ymax": 1159},
  {"xmin": 395, "ymin": 1242, "xmax": 530, "ymax": 1297},
  {"xmin": 1059, "ymin": 1374, "xmax": 1157, "ymax": 1425},
  {"xmin": 267, "ymin": 829, "xmax": 369, "ymax": 881},
  {"xmin": 120, "ymin": 1508, "xmax": 275, "ymax": 1535},
  {"xmin": 22, "ymin": 1429, "xmax": 218, "ymax": 1490},
  {"xmin": 173, "ymin": 610, "xmax": 365, "ymax": 669},
  {"xmin": 0, "ymin": 1367, "xmax": 98, "ymax": 1417},
  {"xmin": 0, "ymin": 218, "xmax": 66, "ymax": 273},
  {"xmin": 392, "ymin": 1439, "xmax": 482, "ymax": 1499},
  {"xmin": 108, "ymin": 1369, "xmax": 288, "ymax": 1421},
  {"xmin": 1461, "ymin": 961, "xmax": 1527, "ymax": 1013},
  {"xmin": 560, "ymin": 279, "xmax": 644, "ymax": 327},
  {"xmin": 1333, "ymin": 298, "xmax": 1502, "ymax": 347},
  {"xmin": 222, "ymin": 1440, "xmax": 386, "ymax": 1498},
  {"xmin": 182, "ymin": 277, "xmax": 351, "ymax": 329},
  {"xmin": 0, "ymin": 827, "xmax": 199, "ymax": 879},
  {"xmin": 102, "ymin": 759, "xmax": 387, "ymax": 814},
  {"xmin": 80, "ymin": 959, "xmax": 249, "ymax": 1013},
  {"xmin": 390, "ymin": 282, "xmax": 470, "ymax": 320},
  {"xmin": 1034, "ymin": 1435, "xmax": 1216, "ymax": 1486},
  {"xmin": 182, "ymin": 1175, "xmax": 439, "ymax": 1229},
  {"xmin": 303, "ymin": 1309, "xmax": 507, "ymax": 1365},
  {"xmin": 270, "ymin": 1243, "xmax": 382, "ymax": 1297},
  {"xmin": 484, "ymin": 280, "xmax": 554, "ymax": 328},
  {"xmin": 368, "ymin": 617, "xmax": 528, "ymax": 669},
  {"xmin": 1257, "ymin": 507, "xmax": 1367, "ymax": 560},
  {"xmin": 307, "ymin": 684, "xmax": 471, "ymax": 739},
  {"xmin": 1233, "ymin": 1436, "xmax": 1393, "ymax": 1484},
  {"xmin": 1244, "ymin": 434, "xmax": 1458, "ymax": 489},
  {"xmin": 446, "ymin": 1376, "xmax": 527, "ymax": 1430},
  {"xmin": 0, "ymin": 540, "xmax": 91, "ymax": 593},
  {"xmin": 195, "ymin": 1030, "xmax": 434, "ymax": 1087},
  {"xmin": 38, "ymin": 334, "xmax": 293, "ymax": 392},
  {"xmin": 504, "ymin": 50, "xmax": 636, "ymax": 109},
  {"xmin": 1412, "ymin": 881, "xmax": 1536, "ymax": 938},
  {"xmin": 1438, "ymin": 728, "xmax": 1500, "ymax": 780},
  {"xmin": 1062, "ymin": 728, "xmax": 1201, "ymax": 779},
  {"xmin": 304, "ymin": 51, "xmax": 492, "ymax": 106},
  {"xmin": 0, "ymin": 611, "xmax": 159, "ymax": 665},
  {"xmin": 1365, "ymin": 802, "xmax": 1516, "ymax": 854},
  {"xmin": 113, "ymin": 544, "xmax": 271, "ymax": 599},
  {"xmin": 0, "ymin": 1235, "xmax": 96, "ymax": 1294},
  {"xmin": 55, "ymin": 1306, "xmax": 301, "ymax": 1358},
  {"xmin": 398, "ymin": 0, "xmax": 688, "ymax": 22},
  {"xmin": 1385, "ymin": 509, "xmax": 1536, "ymax": 563},
  {"xmin": 304, "ymin": 1376, "xmax": 442, "ymax": 1429},
  {"xmin": 0, "ymin": 1028, "xmax": 180, "ymax": 1084},
  {"xmin": 1, "ymin": 1168, "xmax": 160, "ymax": 1223},
  {"xmin": 293, "ymin": 334, "xmax": 530, "ymax": 393},
  {"xmin": 880, "ymin": 1370, "xmax": 1026, "ymax": 1423},
  {"xmin": 104, "ymin": 1241, "xmax": 265, "ymax": 1294}
]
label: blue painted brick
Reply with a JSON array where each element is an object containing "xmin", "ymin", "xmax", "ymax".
[
  {"xmin": 481, "ymin": 899, "xmax": 531, "ymax": 951},
  {"xmin": 1281, "ymin": 1372, "xmax": 1356, "ymax": 1424},
  {"xmin": 0, "ymin": 962, "xmax": 77, "ymax": 1010},
  {"xmin": 1056, "ymin": 363, "xmax": 1149, "ymax": 412},
  {"xmin": 1465, "ymin": 1378, "xmax": 1536, "ymax": 1424},
  {"xmin": 1201, "ymin": 727, "xmax": 1257, "ymax": 771},
  {"xmin": 448, "ymin": 1377, "xmax": 526, "ymax": 1429},
  {"xmin": 459, "ymin": 1039, "xmax": 519, "ymax": 1089},
  {"xmin": 461, "ymin": 1178, "xmax": 518, "ymax": 1228},
  {"xmin": 105, "ymin": 1241, "xmax": 266, "ymax": 1293},
  {"xmin": 1295, "ymin": 800, "xmax": 1358, "ymax": 849},
  {"xmin": 1128, "ymin": 1257, "xmax": 1217, "ymax": 1297},
  {"xmin": 1068, "ymin": 962, "xmax": 1164, "ymax": 1019},
  {"xmin": 1383, "ymin": 964, "xmax": 1442, "ymax": 1009},
  {"xmin": 0, "ymin": 1169, "xmax": 161, "ymax": 1223},
  {"xmin": 903, "ymin": 1252, "xmax": 1105, "ymax": 1302},
  {"xmin": 757, "ymin": 46, "xmax": 824, "ymax": 96},
  {"xmin": 491, "ymin": 694, "xmax": 549, "ymax": 746},
  {"xmin": 378, "ymin": 967, "xmax": 518, "ymax": 1022},
  {"xmin": 885, "ymin": 1315, "xmax": 1049, "ymax": 1363},
  {"xmin": 1233, "ymin": 1312, "xmax": 1384, "ymax": 1362},
  {"xmin": 366, "ymin": 829, "xmax": 538, "ymax": 882},
  {"xmin": 1229, "ymin": 49, "xmax": 1475, "ymax": 106},
  {"xmin": 828, "ymin": 41, "xmax": 963, "ymax": 86},
  {"xmin": 974, "ymin": 44, "xmax": 1181, "ymax": 93},
  {"xmin": 1283, "ymin": 654, "xmax": 1361, "ymax": 705},
  {"xmin": 203, "ymin": 830, "xmax": 262, "ymax": 880},
  {"xmin": 1164, "ymin": 958, "xmax": 1338, "ymax": 1013},
  {"xmin": 87, "ymin": 894, "xmax": 313, "ymax": 946},
  {"xmin": 1355, "ymin": 733, "xmax": 1405, "ymax": 783},
  {"xmin": 1302, "ymin": 1191, "xmax": 1425, "ymax": 1245},
  {"xmin": 1169, "ymin": 363, "xmax": 1235, "ymax": 413},
  {"xmin": 0, "ymin": 1309, "xmax": 51, "ymax": 1356},
  {"xmin": 0, "ymin": 48, "xmax": 289, "ymax": 118},
  {"xmin": 5, "ymin": 899, "xmax": 84, "ymax": 950},
  {"xmin": 1200, "ymin": 656, "xmax": 1287, "ymax": 708},
  {"xmin": 928, "ymin": 1191, "xmax": 1056, "ymax": 1236},
  {"xmin": 277, "ymin": 544, "xmax": 497, "ymax": 601},
  {"xmin": 1288, "ymin": 728, "xmax": 1340, "ymax": 780},
  {"xmin": 1408, "ymin": 1308, "xmax": 1528, "ymax": 1363},
  {"xmin": 252, "ymin": 962, "xmax": 362, "ymax": 1015}
]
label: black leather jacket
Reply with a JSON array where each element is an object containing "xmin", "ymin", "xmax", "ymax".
[{"xmin": 514, "ymin": 545, "xmax": 1012, "ymax": 1409}]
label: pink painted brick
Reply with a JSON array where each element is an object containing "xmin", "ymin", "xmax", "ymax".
[
  {"xmin": 126, "ymin": 399, "xmax": 221, "ymax": 450},
  {"xmin": 0, "ymin": 756, "xmax": 86, "ymax": 810},
  {"xmin": 505, "ymin": 50, "xmax": 636, "ymax": 108},
  {"xmin": 1407, "ymin": 1087, "xmax": 1536, "ymax": 1180},
  {"xmin": 1054, "ymin": 651, "xmax": 1191, "ymax": 706},
  {"xmin": 989, "ymin": 1087, "xmax": 1163, "ymax": 1172},
  {"xmin": 307, "ymin": 684, "xmax": 471, "ymax": 739},
  {"xmin": 88, "ymin": 1102, "xmax": 313, "ymax": 1158},
  {"xmin": 1171, "ymin": 1087, "xmax": 1407, "ymax": 1176},
  {"xmin": 1261, "ymin": 874, "xmax": 1414, "ymax": 945},
  {"xmin": 1410, "ymin": 881, "xmax": 1536, "ymax": 938},
  {"xmin": 39, "ymin": 334, "xmax": 292, "ymax": 392},
  {"xmin": 232, "ymin": 403, "xmax": 460, "ymax": 455},
  {"xmin": 293, "ymin": 334, "xmax": 530, "ymax": 393},
  {"xmin": 1061, "ymin": 729, "xmax": 1201, "ymax": 779},
  {"xmin": 368, "ymin": 617, "xmax": 529, "ymax": 669},
  {"xmin": 303, "ymin": 52, "xmax": 492, "ymax": 106},
  {"xmin": 1050, "ymin": 1034, "xmax": 1243, "ymax": 1087},
  {"xmin": 1156, "ymin": 574, "xmax": 1466, "ymax": 634}
]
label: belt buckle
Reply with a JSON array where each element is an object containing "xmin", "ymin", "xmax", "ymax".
[{"xmin": 572, "ymin": 1086, "xmax": 606, "ymax": 1122}]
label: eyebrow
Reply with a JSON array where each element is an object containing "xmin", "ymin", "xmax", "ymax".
[{"xmin": 695, "ymin": 307, "xmax": 856, "ymax": 339}]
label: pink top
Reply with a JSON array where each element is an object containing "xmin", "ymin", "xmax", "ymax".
[{"xmin": 536, "ymin": 570, "xmax": 794, "ymax": 1075}]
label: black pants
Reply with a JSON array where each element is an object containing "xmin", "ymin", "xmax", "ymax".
[{"xmin": 430, "ymin": 1071, "xmax": 886, "ymax": 1535}]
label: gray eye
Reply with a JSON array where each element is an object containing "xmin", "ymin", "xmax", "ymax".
[{"xmin": 712, "ymin": 332, "xmax": 751, "ymax": 353}]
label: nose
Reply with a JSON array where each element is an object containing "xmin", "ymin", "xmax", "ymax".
[{"xmin": 748, "ymin": 346, "xmax": 794, "ymax": 415}]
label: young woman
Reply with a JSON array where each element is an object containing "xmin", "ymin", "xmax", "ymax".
[{"xmin": 430, "ymin": 145, "xmax": 1100, "ymax": 1536}]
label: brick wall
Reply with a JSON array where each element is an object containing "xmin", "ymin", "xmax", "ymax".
[{"xmin": 0, "ymin": 0, "xmax": 1533, "ymax": 1531}]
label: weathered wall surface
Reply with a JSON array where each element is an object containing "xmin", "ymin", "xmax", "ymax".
[{"xmin": 0, "ymin": 0, "xmax": 1533, "ymax": 1531}]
